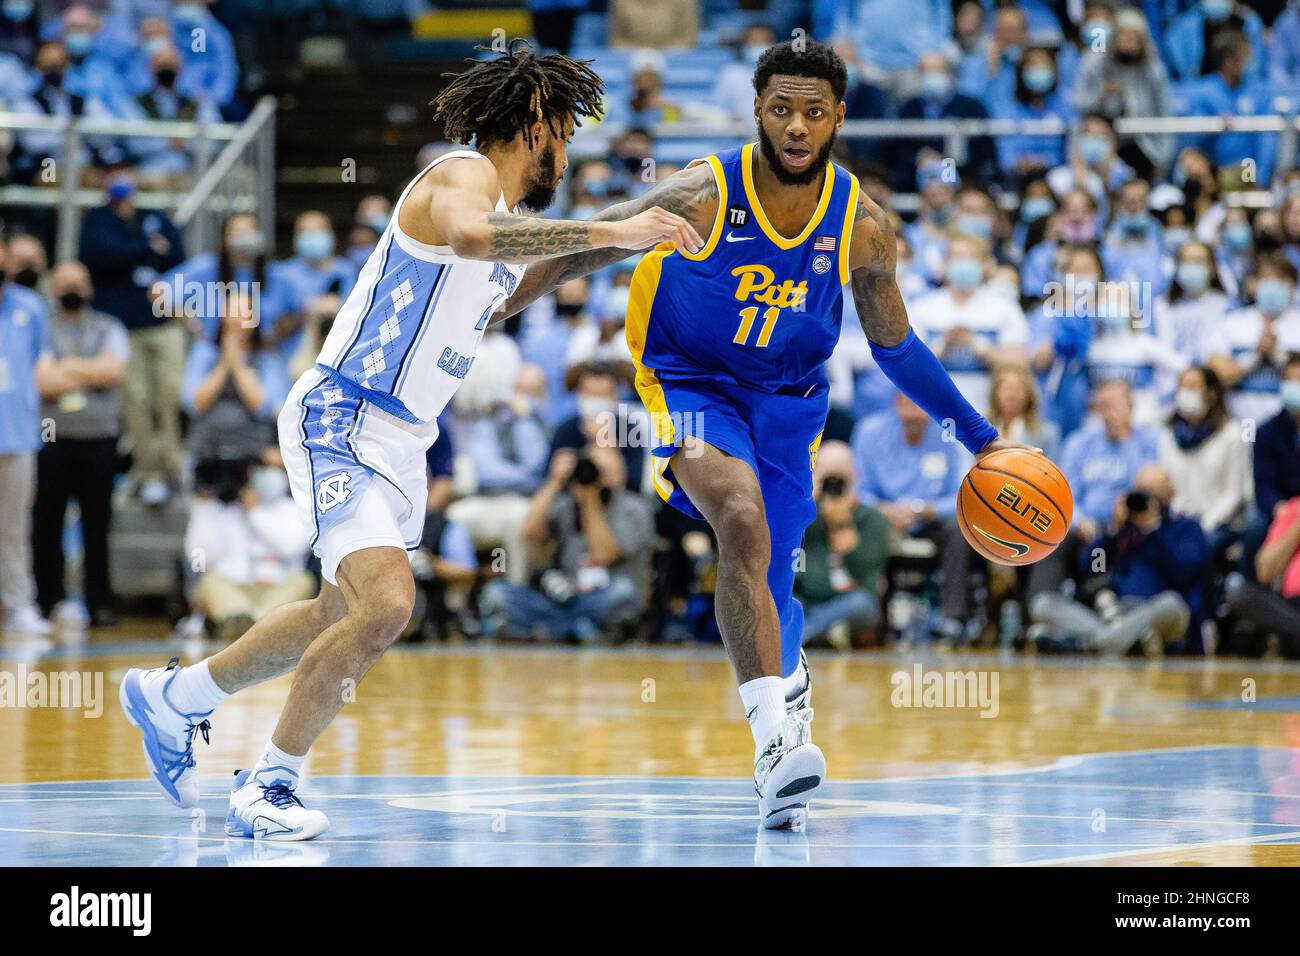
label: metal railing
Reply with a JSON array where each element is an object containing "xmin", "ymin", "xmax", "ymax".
[{"xmin": 0, "ymin": 95, "xmax": 276, "ymax": 260}]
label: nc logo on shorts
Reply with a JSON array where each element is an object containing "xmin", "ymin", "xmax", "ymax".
[
  {"xmin": 316, "ymin": 473, "xmax": 353, "ymax": 513},
  {"xmin": 812, "ymin": 254, "xmax": 832, "ymax": 275}
]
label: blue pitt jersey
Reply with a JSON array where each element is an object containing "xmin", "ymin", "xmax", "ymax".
[{"xmin": 627, "ymin": 143, "xmax": 859, "ymax": 397}]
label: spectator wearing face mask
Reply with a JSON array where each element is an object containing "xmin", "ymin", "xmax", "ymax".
[
  {"xmin": 32, "ymin": 261, "xmax": 128, "ymax": 629},
  {"xmin": 56, "ymin": 4, "xmax": 128, "ymax": 106},
  {"xmin": 445, "ymin": 363, "xmax": 550, "ymax": 587},
  {"xmin": 166, "ymin": 0, "xmax": 238, "ymax": 111},
  {"xmin": 1214, "ymin": 207, "xmax": 1256, "ymax": 298},
  {"xmin": 1010, "ymin": 177, "xmax": 1055, "ymax": 264},
  {"xmin": 795, "ymin": 444, "xmax": 889, "ymax": 649},
  {"xmin": 12, "ymin": 41, "xmax": 118, "ymax": 181},
  {"xmin": 1083, "ymin": 278, "xmax": 1188, "ymax": 427},
  {"xmin": 551, "ymin": 360, "xmax": 646, "ymax": 493},
  {"xmin": 346, "ymin": 194, "xmax": 391, "ymax": 268},
  {"xmin": 910, "ymin": 233, "xmax": 1029, "ymax": 416},
  {"xmin": 1020, "ymin": 189, "xmax": 1103, "ymax": 299},
  {"xmin": 519, "ymin": 275, "xmax": 589, "ymax": 429},
  {"xmin": 1046, "ymin": 115, "xmax": 1133, "ymax": 211},
  {"xmin": 894, "ymin": 52, "xmax": 999, "ymax": 194},
  {"xmin": 991, "ymin": 46, "xmax": 1074, "ymax": 183},
  {"xmin": 0, "ymin": 232, "xmax": 51, "ymax": 637},
  {"xmin": 274, "ymin": 210, "xmax": 357, "ymax": 359},
  {"xmin": 0, "ymin": 0, "xmax": 38, "ymax": 63},
  {"xmin": 184, "ymin": 457, "xmax": 314, "ymax": 641},
  {"xmin": 565, "ymin": 272, "xmax": 634, "ymax": 374},
  {"xmin": 1100, "ymin": 179, "xmax": 1166, "ymax": 293},
  {"xmin": 158, "ymin": 212, "xmax": 287, "ymax": 342},
  {"xmin": 1074, "ymin": 8, "xmax": 1172, "ymax": 178},
  {"xmin": 1179, "ymin": 32, "xmax": 1277, "ymax": 187},
  {"xmin": 1163, "ymin": 0, "xmax": 1267, "ymax": 85},
  {"xmin": 1028, "ymin": 244, "xmax": 1105, "ymax": 435},
  {"xmin": 902, "ymin": 161, "xmax": 958, "ymax": 286},
  {"xmin": 1218, "ymin": 255, "xmax": 1300, "ymax": 425},
  {"xmin": 78, "ymin": 169, "xmax": 185, "ymax": 505},
  {"xmin": 1158, "ymin": 365, "xmax": 1251, "ymax": 551},
  {"xmin": 713, "ymin": 24, "xmax": 777, "ymax": 124},
  {"xmin": 1153, "ymin": 241, "xmax": 1232, "ymax": 368},
  {"xmin": 3, "ymin": 232, "xmax": 46, "ymax": 292},
  {"xmin": 116, "ymin": 41, "xmax": 219, "ymax": 180}
]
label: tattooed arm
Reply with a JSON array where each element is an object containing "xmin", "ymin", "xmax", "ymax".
[
  {"xmin": 425, "ymin": 154, "xmax": 703, "ymax": 264},
  {"xmin": 494, "ymin": 162, "xmax": 720, "ymax": 320},
  {"xmin": 847, "ymin": 191, "xmax": 1022, "ymax": 458}
]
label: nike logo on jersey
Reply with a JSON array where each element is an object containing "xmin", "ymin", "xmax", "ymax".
[{"xmin": 725, "ymin": 233, "xmax": 755, "ymax": 242}]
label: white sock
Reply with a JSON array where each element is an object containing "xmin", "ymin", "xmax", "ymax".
[
  {"xmin": 251, "ymin": 738, "xmax": 307, "ymax": 788},
  {"xmin": 780, "ymin": 656, "xmax": 808, "ymax": 701},
  {"xmin": 167, "ymin": 660, "xmax": 230, "ymax": 715},
  {"xmin": 739, "ymin": 676, "xmax": 786, "ymax": 750}
]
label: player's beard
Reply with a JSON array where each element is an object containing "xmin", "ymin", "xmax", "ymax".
[
  {"xmin": 520, "ymin": 143, "xmax": 561, "ymax": 212},
  {"xmin": 756, "ymin": 124, "xmax": 836, "ymax": 187}
]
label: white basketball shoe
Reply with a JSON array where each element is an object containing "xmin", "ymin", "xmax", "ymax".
[
  {"xmin": 119, "ymin": 658, "xmax": 212, "ymax": 808},
  {"xmin": 755, "ymin": 713, "xmax": 825, "ymax": 830},
  {"xmin": 225, "ymin": 767, "xmax": 330, "ymax": 841},
  {"xmin": 785, "ymin": 649, "xmax": 813, "ymax": 729}
]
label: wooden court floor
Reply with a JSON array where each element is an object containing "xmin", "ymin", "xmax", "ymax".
[{"xmin": 3, "ymin": 622, "xmax": 1300, "ymax": 866}]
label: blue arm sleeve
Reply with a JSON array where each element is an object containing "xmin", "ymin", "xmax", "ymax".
[{"xmin": 869, "ymin": 328, "xmax": 998, "ymax": 455}]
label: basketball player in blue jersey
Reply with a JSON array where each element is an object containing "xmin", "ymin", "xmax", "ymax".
[
  {"xmin": 499, "ymin": 40, "xmax": 1031, "ymax": 829},
  {"xmin": 117, "ymin": 42, "xmax": 703, "ymax": 840}
]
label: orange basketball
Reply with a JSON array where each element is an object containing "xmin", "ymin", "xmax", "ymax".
[{"xmin": 956, "ymin": 449, "xmax": 1073, "ymax": 566}]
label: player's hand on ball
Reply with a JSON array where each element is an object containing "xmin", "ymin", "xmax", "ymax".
[
  {"xmin": 604, "ymin": 207, "xmax": 704, "ymax": 253},
  {"xmin": 973, "ymin": 436, "xmax": 1042, "ymax": 461}
]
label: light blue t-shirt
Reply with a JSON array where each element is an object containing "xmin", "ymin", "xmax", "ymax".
[{"xmin": 0, "ymin": 283, "xmax": 49, "ymax": 455}]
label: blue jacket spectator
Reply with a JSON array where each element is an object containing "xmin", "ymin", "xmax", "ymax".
[
  {"xmin": 78, "ymin": 175, "xmax": 186, "ymax": 332},
  {"xmin": 58, "ymin": 4, "xmax": 129, "ymax": 106},
  {"xmin": 957, "ymin": 3, "xmax": 1028, "ymax": 106},
  {"xmin": 168, "ymin": 0, "xmax": 239, "ymax": 109},
  {"xmin": 457, "ymin": 407, "xmax": 549, "ymax": 497},
  {"xmin": 0, "ymin": 0, "xmax": 38, "ymax": 63},
  {"xmin": 1162, "ymin": 0, "xmax": 1267, "ymax": 84},
  {"xmin": 1178, "ymin": 32, "xmax": 1277, "ymax": 185},
  {"xmin": 275, "ymin": 210, "xmax": 357, "ymax": 354},
  {"xmin": 1251, "ymin": 359, "xmax": 1300, "ymax": 521}
]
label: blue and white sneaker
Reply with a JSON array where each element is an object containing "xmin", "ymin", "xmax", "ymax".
[
  {"xmin": 755, "ymin": 714, "xmax": 825, "ymax": 831},
  {"xmin": 118, "ymin": 658, "xmax": 212, "ymax": 809},
  {"xmin": 225, "ymin": 768, "xmax": 330, "ymax": 841}
]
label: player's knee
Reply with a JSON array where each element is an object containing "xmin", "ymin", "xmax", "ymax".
[
  {"xmin": 713, "ymin": 492, "xmax": 768, "ymax": 556},
  {"xmin": 352, "ymin": 582, "xmax": 415, "ymax": 650}
]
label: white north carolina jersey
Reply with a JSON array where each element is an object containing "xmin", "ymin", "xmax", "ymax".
[{"xmin": 314, "ymin": 150, "xmax": 527, "ymax": 424}]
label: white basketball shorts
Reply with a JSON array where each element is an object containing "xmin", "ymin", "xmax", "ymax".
[{"xmin": 278, "ymin": 366, "xmax": 437, "ymax": 586}]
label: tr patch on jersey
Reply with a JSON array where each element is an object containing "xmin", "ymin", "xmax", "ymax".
[{"xmin": 727, "ymin": 206, "xmax": 748, "ymax": 227}]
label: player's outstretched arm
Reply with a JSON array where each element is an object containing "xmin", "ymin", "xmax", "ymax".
[
  {"xmin": 495, "ymin": 163, "xmax": 719, "ymax": 320},
  {"xmin": 847, "ymin": 192, "xmax": 1028, "ymax": 459},
  {"xmin": 427, "ymin": 155, "xmax": 703, "ymax": 265}
]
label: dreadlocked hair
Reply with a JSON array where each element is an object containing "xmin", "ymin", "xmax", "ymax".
[{"xmin": 432, "ymin": 39, "xmax": 604, "ymax": 148}]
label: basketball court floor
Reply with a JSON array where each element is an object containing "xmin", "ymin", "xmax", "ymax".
[{"xmin": 3, "ymin": 627, "xmax": 1300, "ymax": 866}]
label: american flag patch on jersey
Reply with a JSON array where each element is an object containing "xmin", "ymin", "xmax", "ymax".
[{"xmin": 813, "ymin": 235, "xmax": 836, "ymax": 251}]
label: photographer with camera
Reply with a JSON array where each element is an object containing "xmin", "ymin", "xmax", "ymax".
[
  {"xmin": 184, "ymin": 454, "xmax": 314, "ymax": 642},
  {"xmin": 1029, "ymin": 464, "xmax": 1207, "ymax": 654},
  {"xmin": 795, "ymin": 442, "xmax": 890, "ymax": 649},
  {"xmin": 478, "ymin": 443, "xmax": 653, "ymax": 642}
]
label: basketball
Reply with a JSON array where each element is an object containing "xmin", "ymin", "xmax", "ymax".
[{"xmin": 957, "ymin": 449, "xmax": 1073, "ymax": 567}]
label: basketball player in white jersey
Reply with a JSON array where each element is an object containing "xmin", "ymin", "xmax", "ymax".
[{"xmin": 119, "ymin": 42, "xmax": 703, "ymax": 840}]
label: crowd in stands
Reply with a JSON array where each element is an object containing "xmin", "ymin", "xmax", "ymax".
[{"xmin": 2, "ymin": 0, "xmax": 1300, "ymax": 657}]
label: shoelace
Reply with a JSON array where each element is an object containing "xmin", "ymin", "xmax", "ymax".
[{"xmin": 261, "ymin": 784, "xmax": 304, "ymax": 811}]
